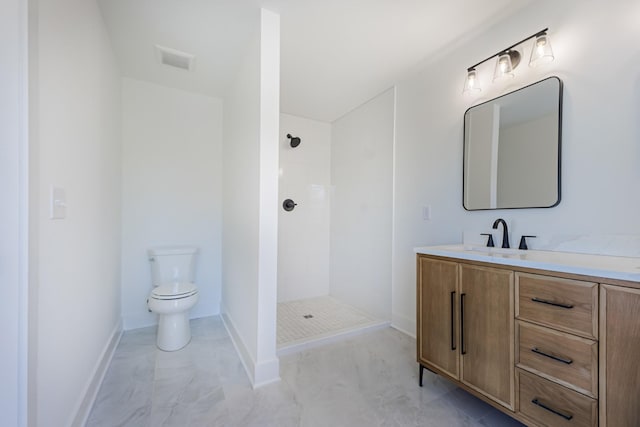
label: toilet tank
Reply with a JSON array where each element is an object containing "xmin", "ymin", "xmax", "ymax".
[{"xmin": 148, "ymin": 247, "xmax": 198, "ymax": 285}]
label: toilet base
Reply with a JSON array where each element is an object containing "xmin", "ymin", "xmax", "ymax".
[{"xmin": 157, "ymin": 312, "xmax": 191, "ymax": 351}]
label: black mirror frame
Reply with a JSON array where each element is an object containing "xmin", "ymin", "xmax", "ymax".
[{"xmin": 462, "ymin": 76, "xmax": 563, "ymax": 211}]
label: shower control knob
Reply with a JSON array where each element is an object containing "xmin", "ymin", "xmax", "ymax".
[{"xmin": 283, "ymin": 199, "xmax": 297, "ymax": 212}]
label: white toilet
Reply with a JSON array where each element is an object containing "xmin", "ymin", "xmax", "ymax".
[{"xmin": 147, "ymin": 247, "xmax": 199, "ymax": 351}]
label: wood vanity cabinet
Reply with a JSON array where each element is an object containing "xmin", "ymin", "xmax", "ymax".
[
  {"xmin": 417, "ymin": 253, "xmax": 640, "ymax": 427},
  {"xmin": 515, "ymin": 272, "xmax": 599, "ymax": 427},
  {"xmin": 417, "ymin": 257, "xmax": 460, "ymax": 380},
  {"xmin": 599, "ymin": 284, "xmax": 640, "ymax": 426},
  {"xmin": 459, "ymin": 264, "xmax": 514, "ymax": 410},
  {"xmin": 417, "ymin": 257, "xmax": 515, "ymax": 410}
]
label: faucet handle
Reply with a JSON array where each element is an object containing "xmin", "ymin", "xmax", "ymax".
[
  {"xmin": 481, "ymin": 233, "xmax": 495, "ymax": 248},
  {"xmin": 518, "ymin": 235, "xmax": 537, "ymax": 250}
]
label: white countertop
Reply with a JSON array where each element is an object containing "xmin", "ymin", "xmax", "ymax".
[{"xmin": 415, "ymin": 244, "xmax": 640, "ymax": 283}]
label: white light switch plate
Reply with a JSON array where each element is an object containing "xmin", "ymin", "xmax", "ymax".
[
  {"xmin": 422, "ymin": 205, "xmax": 431, "ymax": 221},
  {"xmin": 50, "ymin": 186, "xmax": 66, "ymax": 219}
]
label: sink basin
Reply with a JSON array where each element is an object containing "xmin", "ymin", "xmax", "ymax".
[
  {"xmin": 462, "ymin": 246, "xmax": 523, "ymax": 256},
  {"xmin": 427, "ymin": 245, "xmax": 527, "ymax": 259}
]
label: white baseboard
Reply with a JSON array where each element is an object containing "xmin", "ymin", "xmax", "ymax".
[
  {"xmin": 220, "ymin": 308, "xmax": 280, "ymax": 389},
  {"xmin": 71, "ymin": 319, "xmax": 123, "ymax": 427},
  {"xmin": 220, "ymin": 310, "xmax": 256, "ymax": 385},
  {"xmin": 391, "ymin": 312, "xmax": 416, "ymax": 338},
  {"xmin": 253, "ymin": 357, "xmax": 280, "ymax": 389}
]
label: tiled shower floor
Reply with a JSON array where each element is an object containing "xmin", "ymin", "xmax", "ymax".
[{"xmin": 277, "ymin": 296, "xmax": 389, "ymax": 353}]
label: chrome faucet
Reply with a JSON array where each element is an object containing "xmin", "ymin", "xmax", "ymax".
[{"xmin": 492, "ymin": 218, "xmax": 510, "ymax": 248}]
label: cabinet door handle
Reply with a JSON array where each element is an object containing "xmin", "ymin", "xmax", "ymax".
[
  {"xmin": 531, "ymin": 347, "xmax": 573, "ymax": 364},
  {"xmin": 450, "ymin": 291, "xmax": 456, "ymax": 351},
  {"xmin": 531, "ymin": 297, "xmax": 574, "ymax": 309},
  {"xmin": 531, "ymin": 398, "xmax": 573, "ymax": 421},
  {"xmin": 460, "ymin": 293, "xmax": 466, "ymax": 355}
]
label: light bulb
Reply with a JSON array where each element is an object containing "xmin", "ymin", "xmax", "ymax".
[
  {"xmin": 529, "ymin": 33, "xmax": 554, "ymax": 67},
  {"xmin": 463, "ymin": 69, "xmax": 481, "ymax": 94},
  {"xmin": 493, "ymin": 53, "xmax": 514, "ymax": 81}
]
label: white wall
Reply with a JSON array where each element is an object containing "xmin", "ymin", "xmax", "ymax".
[
  {"xmin": 0, "ymin": 0, "xmax": 27, "ymax": 424},
  {"xmin": 120, "ymin": 78, "xmax": 223, "ymax": 330},
  {"xmin": 222, "ymin": 8, "xmax": 280, "ymax": 387},
  {"xmin": 255, "ymin": 9, "xmax": 280, "ymax": 385},
  {"xmin": 278, "ymin": 114, "xmax": 331, "ymax": 302},
  {"xmin": 222, "ymin": 17, "xmax": 260, "ymax": 382},
  {"xmin": 330, "ymin": 89, "xmax": 395, "ymax": 320},
  {"xmin": 34, "ymin": 0, "xmax": 122, "ymax": 425},
  {"xmin": 392, "ymin": 0, "xmax": 640, "ymax": 336}
]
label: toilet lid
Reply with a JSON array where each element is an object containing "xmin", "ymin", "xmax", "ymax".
[{"xmin": 151, "ymin": 282, "xmax": 198, "ymax": 300}]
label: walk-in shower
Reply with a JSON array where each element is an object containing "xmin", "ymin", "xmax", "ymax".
[{"xmin": 277, "ymin": 94, "xmax": 395, "ymax": 354}]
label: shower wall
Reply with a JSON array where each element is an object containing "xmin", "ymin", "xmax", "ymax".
[
  {"xmin": 277, "ymin": 113, "xmax": 331, "ymax": 302},
  {"xmin": 330, "ymin": 89, "xmax": 395, "ymax": 320}
]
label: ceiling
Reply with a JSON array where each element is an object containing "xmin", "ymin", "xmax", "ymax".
[{"xmin": 98, "ymin": 0, "xmax": 532, "ymax": 123}]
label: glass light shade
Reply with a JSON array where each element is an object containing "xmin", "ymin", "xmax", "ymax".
[
  {"xmin": 493, "ymin": 53, "xmax": 514, "ymax": 81},
  {"xmin": 462, "ymin": 69, "xmax": 481, "ymax": 94},
  {"xmin": 529, "ymin": 34, "xmax": 554, "ymax": 66}
]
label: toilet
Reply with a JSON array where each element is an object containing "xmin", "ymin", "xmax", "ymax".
[{"xmin": 147, "ymin": 246, "xmax": 199, "ymax": 351}]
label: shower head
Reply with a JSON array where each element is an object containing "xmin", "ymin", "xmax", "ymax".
[{"xmin": 286, "ymin": 133, "xmax": 301, "ymax": 148}]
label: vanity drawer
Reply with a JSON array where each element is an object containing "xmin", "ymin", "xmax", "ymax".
[
  {"xmin": 517, "ymin": 321, "xmax": 598, "ymax": 397},
  {"xmin": 518, "ymin": 369, "xmax": 597, "ymax": 427},
  {"xmin": 516, "ymin": 273, "xmax": 598, "ymax": 339}
]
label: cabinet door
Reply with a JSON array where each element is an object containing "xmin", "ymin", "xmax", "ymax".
[
  {"xmin": 417, "ymin": 256, "xmax": 459, "ymax": 380},
  {"xmin": 460, "ymin": 264, "xmax": 515, "ymax": 410},
  {"xmin": 600, "ymin": 284, "xmax": 640, "ymax": 427}
]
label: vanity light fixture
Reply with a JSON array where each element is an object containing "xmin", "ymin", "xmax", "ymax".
[
  {"xmin": 463, "ymin": 68, "xmax": 481, "ymax": 93},
  {"xmin": 463, "ymin": 28, "xmax": 554, "ymax": 95},
  {"xmin": 493, "ymin": 51, "xmax": 519, "ymax": 81},
  {"xmin": 529, "ymin": 32, "xmax": 554, "ymax": 66}
]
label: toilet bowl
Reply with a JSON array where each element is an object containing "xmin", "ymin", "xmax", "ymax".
[
  {"xmin": 146, "ymin": 247, "xmax": 199, "ymax": 351},
  {"xmin": 147, "ymin": 282, "xmax": 199, "ymax": 351}
]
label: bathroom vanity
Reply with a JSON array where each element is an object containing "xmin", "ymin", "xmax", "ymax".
[{"xmin": 415, "ymin": 245, "xmax": 640, "ymax": 427}]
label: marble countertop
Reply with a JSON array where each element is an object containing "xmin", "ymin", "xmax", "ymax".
[{"xmin": 415, "ymin": 244, "xmax": 640, "ymax": 283}]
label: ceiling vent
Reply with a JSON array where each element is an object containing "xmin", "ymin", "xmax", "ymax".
[{"xmin": 155, "ymin": 45, "xmax": 195, "ymax": 71}]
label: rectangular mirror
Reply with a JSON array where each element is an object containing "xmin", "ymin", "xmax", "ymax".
[{"xmin": 463, "ymin": 76, "xmax": 563, "ymax": 210}]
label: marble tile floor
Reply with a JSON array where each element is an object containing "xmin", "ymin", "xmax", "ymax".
[{"xmin": 87, "ymin": 316, "xmax": 524, "ymax": 427}]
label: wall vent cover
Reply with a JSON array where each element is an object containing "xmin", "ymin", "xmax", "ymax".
[{"xmin": 155, "ymin": 45, "xmax": 195, "ymax": 71}]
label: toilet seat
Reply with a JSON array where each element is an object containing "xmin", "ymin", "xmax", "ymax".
[{"xmin": 151, "ymin": 282, "xmax": 198, "ymax": 300}]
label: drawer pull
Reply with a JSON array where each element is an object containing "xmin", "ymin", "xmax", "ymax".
[
  {"xmin": 531, "ymin": 297, "xmax": 574, "ymax": 309},
  {"xmin": 531, "ymin": 347, "xmax": 573, "ymax": 365},
  {"xmin": 531, "ymin": 398, "xmax": 573, "ymax": 421}
]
